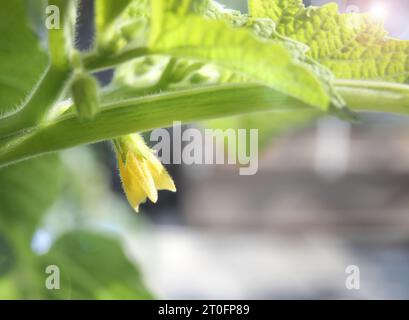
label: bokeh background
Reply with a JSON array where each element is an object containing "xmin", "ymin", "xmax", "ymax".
[{"xmin": 2, "ymin": 0, "xmax": 409, "ymax": 299}]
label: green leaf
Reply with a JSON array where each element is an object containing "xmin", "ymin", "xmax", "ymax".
[
  {"xmin": 0, "ymin": 234, "xmax": 15, "ymax": 278},
  {"xmin": 24, "ymin": 0, "xmax": 48, "ymax": 38},
  {"xmin": 247, "ymin": 17, "xmax": 345, "ymax": 109},
  {"xmin": 0, "ymin": 155, "xmax": 63, "ymax": 237},
  {"xmin": 40, "ymin": 231, "xmax": 153, "ymax": 299},
  {"xmin": 0, "ymin": 155, "xmax": 63, "ymax": 298},
  {"xmin": 249, "ymin": 0, "xmax": 409, "ymax": 83},
  {"xmin": 0, "ymin": 151, "xmax": 152, "ymax": 299},
  {"xmin": 0, "ymin": 0, "xmax": 48, "ymax": 115},
  {"xmin": 148, "ymin": 0, "xmax": 332, "ymax": 109}
]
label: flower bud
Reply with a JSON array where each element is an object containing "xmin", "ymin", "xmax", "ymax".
[{"xmin": 71, "ymin": 72, "xmax": 100, "ymax": 121}]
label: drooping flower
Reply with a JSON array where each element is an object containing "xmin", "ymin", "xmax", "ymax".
[{"xmin": 114, "ymin": 134, "xmax": 176, "ymax": 212}]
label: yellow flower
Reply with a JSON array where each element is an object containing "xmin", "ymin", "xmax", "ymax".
[{"xmin": 114, "ymin": 134, "xmax": 176, "ymax": 212}]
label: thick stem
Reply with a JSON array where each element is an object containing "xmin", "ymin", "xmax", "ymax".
[
  {"xmin": 0, "ymin": 84, "xmax": 309, "ymax": 167},
  {"xmin": 334, "ymin": 79, "xmax": 409, "ymax": 114},
  {"xmin": 1, "ymin": 80, "xmax": 409, "ymax": 168}
]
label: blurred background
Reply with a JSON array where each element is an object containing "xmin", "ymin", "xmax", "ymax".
[
  {"xmin": 128, "ymin": 0, "xmax": 409, "ymax": 299},
  {"xmin": 2, "ymin": 0, "xmax": 409, "ymax": 299}
]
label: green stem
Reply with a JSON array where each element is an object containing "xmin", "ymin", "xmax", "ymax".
[
  {"xmin": 0, "ymin": 66, "xmax": 71, "ymax": 137},
  {"xmin": 334, "ymin": 79, "xmax": 409, "ymax": 114},
  {"xmin": 0, "ymin": 84, "xmax": 308, "ymax": 167},
  {"xmin": 1, "ymin": 80, "xmax": 409, "ymax": 168},
  {"xmin": 155, "ymin": 57, "xmax": 178, "ymax": 90},
  {"xmin": 48, "ymin": 0, "xmax": 71, "ymax": 70},
  {"xmin": 82, "ymin": 47, "xmax": 151, "ymax": 72}
]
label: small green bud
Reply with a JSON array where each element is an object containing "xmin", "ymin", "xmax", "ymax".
[
  {"xmin": 71, "ymin": 72, "xmax": 100, "ymax": 121},
  {"xmin": 120, "ymin": 19, "xmax": 145, "ymax": 42}
]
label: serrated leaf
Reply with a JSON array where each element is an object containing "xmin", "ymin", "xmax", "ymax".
[
  {"xmin": 248, "ymin": 17, "xmax": 346, "ymax": 109},
  {"xmin": 249, "ymin": 0, "xmax": 409, "ymax": 83}
]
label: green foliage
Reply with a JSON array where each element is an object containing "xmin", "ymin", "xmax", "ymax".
[
  {"xmin": 0, "ymin": 155, "xmax": 63, "ymax": 298},
  {"xmin": 0, "ymin": 149, "xmax": 153, "ymax": 299},
  {"xmin": 0, "ymin": 155, "xmax": 63, "ymax": 236},
  {"xmin": 0, "ymin": 153, "xmax": 153, "ymax": 299},
  {"xmin": 0, "ymin": 234, "xmax": 15, "ymax": 278},
  {"xmin": 99, "ymin": 0, "xmax": 345, "ymax": 109},
  {"xmin": 148, "ymin": 0, "xmax": 334, "ymax": 109},
  {"xmin": 2, "ymin": 0, "xmax": 409, "ymax": 162},
  {"xmin": 250, "ymin": 0, "xmax": 409, "ymax": 83},
  {"xmin": 40, "ymin": 231, "xmax": 153, "ymax": 299},
  {"xmin": 243, "ymin": 0, "xmax": 409, "ymax": 142},
  {"xmin": 0, "ymin": 0, "xmax": 47, "ymax": 115},
  {"xmin": 0, "ymin": 0, "xmax": 152, "ymax": 300}
]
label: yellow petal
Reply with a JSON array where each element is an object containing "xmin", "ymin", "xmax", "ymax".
[
  {"xmin": 118, "ymin": 158, "xmax": 147, "ymax": 212},
  {"xmin": 125, "ymin": 153, "xmax": 158, "ymax": 203},
  {"xmin": 143, "ymin": 149, "xmax": 176, "ymax": 192},
  {"xmin": 147, "ymin": 159, "xmax": 176, "ymax": 192}
]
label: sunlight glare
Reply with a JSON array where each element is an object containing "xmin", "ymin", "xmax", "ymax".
[{"xmin": 370, "ymin": 2, "xmax": 388, "ymax": 21}]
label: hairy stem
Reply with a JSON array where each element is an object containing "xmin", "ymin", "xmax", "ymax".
[
  {"xmin": 0, "ymin": 84, "xmax": 309, "ymax": 166},
  {"xmin": 1, "ymin": 80, "xmax": 409, "ymax": 167},
  {"xmin": 0, "ymin": 66, "xmax": 71, "ymax": 138},
  {"xmin": 334, "ymin": 79, "xmax": 409, "ymax": 114}
]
